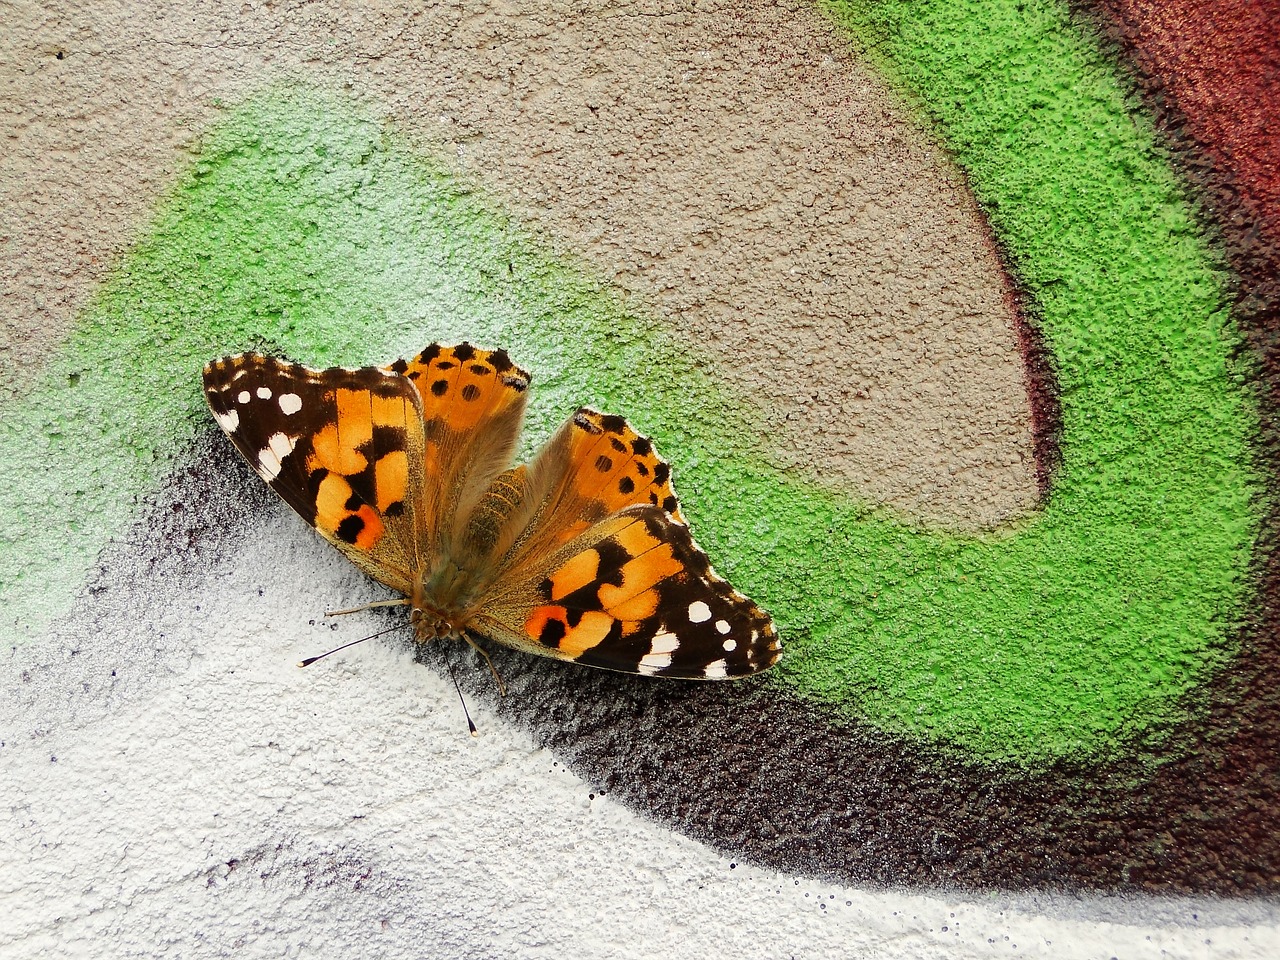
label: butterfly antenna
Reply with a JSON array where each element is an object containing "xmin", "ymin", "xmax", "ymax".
[
  {"xmin": 446, "ymin": 660, "xmax": 480, "ymax": 737},
  {"xmin": 297, "ymin": 622, "xmax": 409, "ymax": 668},
  {"xmin": 325, "ymin": 598, "xmax": 412, "ymax": 617},
  {"xmin": 461, "ymin": 632, "xmax": 508, "ymax": 697}
]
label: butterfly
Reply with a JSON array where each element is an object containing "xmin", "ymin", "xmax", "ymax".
[{"xmin": 202, "ymin": 343, "xmax": 780, "ymax": 680}]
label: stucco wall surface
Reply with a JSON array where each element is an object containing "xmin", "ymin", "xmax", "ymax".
[
  {"xmin": 4, "ymin": 0, "xmax": 1280, "ymax": 956},
  {"xmin": 3, "ymin": 493, "xmax": 1276, "ymax": 957}
]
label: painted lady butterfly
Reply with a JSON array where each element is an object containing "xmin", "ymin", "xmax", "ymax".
[{"xmin": 202, "ymin": 343, "xmax": 780, "ymax": 680}]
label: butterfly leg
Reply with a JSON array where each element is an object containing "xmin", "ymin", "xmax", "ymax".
[
  {"xmin": 325, "ymin": 598, "xmax": 412, "ymax": 617},
  {"xmin": 461, "ymin": 632, "xmax": 508, "ymax": 697}
]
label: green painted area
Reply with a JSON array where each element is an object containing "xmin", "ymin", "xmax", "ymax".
[{"xmin": 0, "ymin": 0, "xmax": 1260, "ymax": 764}]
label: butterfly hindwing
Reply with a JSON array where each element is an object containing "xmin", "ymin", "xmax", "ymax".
[
  {"xmin": 473, "ymin": 410, "xmax": 779, "ymax": 679},
  {"xmin": 202, "ymin": 353, "xmax": 426, "ymax": 594},
  {"xmin": 494, "ymin": 406, "xmax": 686, "ymax": 559},
  {"xmin": 386, "ymin": 344, "xmax": 531, "ymax": 576}
]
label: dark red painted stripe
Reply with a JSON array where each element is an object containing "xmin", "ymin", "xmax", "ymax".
[{"xmin": 1096, "ymin": 0, "xmax": 1280, "ymax": 325}]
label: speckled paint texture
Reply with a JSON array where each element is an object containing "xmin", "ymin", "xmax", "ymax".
[{"xmin": 3, "ymin": 0, "xmax": 1280, "ymax": 956}]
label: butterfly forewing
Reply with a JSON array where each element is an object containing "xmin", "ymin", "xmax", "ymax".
[
  {"xmin": 202, "ymin": 354, "xmax": 426, "ymax": 594},
  {"xmin": 475, "ymin": 506, "xmax": 779, "ymax": 678}
]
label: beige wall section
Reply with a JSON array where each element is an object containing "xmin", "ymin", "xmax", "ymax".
[{"xmin": 1, "ymin": 0, "xmax": 1037, "ymax": 527}]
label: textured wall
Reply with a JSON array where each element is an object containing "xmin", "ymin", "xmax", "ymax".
[{"xmin": 3, "ymin": 0, "xmax": 1279, "ymax": 956}]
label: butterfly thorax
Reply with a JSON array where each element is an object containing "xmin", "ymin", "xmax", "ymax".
[
  {"xmin": 409, "ymin": 577, "xmax": 483, "ymax": 642},
  {"xmin": 406, "ymin": 470, "xmax": 532, "ymax": 644},
  {"xmin": 410, "ymin": 552, "xmax": 496, "ymax": 643}
]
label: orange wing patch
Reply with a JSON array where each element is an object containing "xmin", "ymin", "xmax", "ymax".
[
  {"xmin": 564, "ymin": 409, "xmax": 684, "ymax": 524},
  {"xmin": 388, "ymin": 343, "xmax": 530, "ymax": 434},
  {"xmin": 303, "ymin": 386, "xmax": 417, "ymax": 551}
]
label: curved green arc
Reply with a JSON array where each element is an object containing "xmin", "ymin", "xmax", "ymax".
[
  {"xmin": 0, "ymin": 0, "xmax": 1260, "ymax": 766},
  {"xmin": 788, "ymin": 0, "xmax": 1261, "ymax": 760}
]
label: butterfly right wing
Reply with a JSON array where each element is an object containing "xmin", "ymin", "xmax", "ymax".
[{"xmin": 470, "ymin": 410, "xmax": 780, "ymax": 679}]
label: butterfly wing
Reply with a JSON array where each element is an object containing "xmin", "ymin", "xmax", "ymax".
[
  {"xmin": 202, "ymin": 353, "xmax": 427, "ymax": 594},
  {"xmin": 384, "ymin": 344, "xmax": 531, "ymax": 582},
  {"xmin": 204, "ymin": 344, "xmax": 532, "ymax": 600},
  {"xmin": 471, "ymin": 410, "xmax": 780, "ymax": 679}
]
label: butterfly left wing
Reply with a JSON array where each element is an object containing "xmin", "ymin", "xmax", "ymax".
[
  {"xmin": 202, "ymin": 354, "xmax": 426, "ymax": 595},
  {"xmin": 471, "ymin": 411, "xmax": 780, "ymax": 679}
]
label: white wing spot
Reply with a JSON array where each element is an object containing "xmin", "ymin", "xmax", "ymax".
[
  {"xmin": 687, "ymin": 601, "xmax": 712, "ymax": 623},
  {"xmin": 237, "ymin": 390, "xmax": 251, "ymax": 404},
  {"xmin": 278, "ymin": 393, "xmax": 302, "ymax": 415},
  {"xmin": 268, "ymin": 432, "xmax": 295, "ymax": 458},
  {"xmin": 256, "ymin": 386, "xmax": 272, "ymax": 400},
  {"xmin": 638, "ymin": 652, "xmax": 672, "ymax": 675},
  {"xmin": 215, "ymin": 409, "xmax": 239, "ymax": 433},
  {"xmin": 715, "ymin": 619, "xmax": 731, "ymax": 635},
  {"xmin": 703, "ymin": 659, "xmax": 728, "ymax": 679},
  {"xmin": 722, "ymin": 638, "xmax": 737, "ymax": 653},
  {"xmin": 648, "ymin": 630, "xmax": 680, "ymax": 655},
  {"xmin": 256, "ymin": 432, "xmax": 297, "ymax": 480}
]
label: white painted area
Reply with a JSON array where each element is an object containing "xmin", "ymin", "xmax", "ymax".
[
  {"xmin": 687, "ymin": 600, "xmax": 711, "ymax": 623},
  {"xmin": 256, "ymin": 386, "xmax": 272, "ymax": 399},
  {"xmin": 278, "ymin": 392, "xmax": 302, "ymax": 415},
  {"xmin": 3, "ymin": 519, "xmax": 1277, "ymax": 959}
]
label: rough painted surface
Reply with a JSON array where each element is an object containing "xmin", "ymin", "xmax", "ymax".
[
  {"xmin": 3, "ymin": 0, "xmax": 1280, "ymax": 955},
  {"xmin": 0, "ymin": 0, "xmax": 1037, "ymax": 528}
]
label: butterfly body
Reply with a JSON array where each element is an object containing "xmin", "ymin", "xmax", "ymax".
[{"xmin": 203, "ymin": 343, "xmax": 780, "ymax": 679}]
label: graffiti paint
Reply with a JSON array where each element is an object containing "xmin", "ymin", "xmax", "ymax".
[{"xmin": 2, "ymin": 0, "xmax": 1277, "ymax": 915}]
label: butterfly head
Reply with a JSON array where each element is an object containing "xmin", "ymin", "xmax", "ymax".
[{"xmin": 409, "ymin": 604, "xmax": 465, "ymax": 643}]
